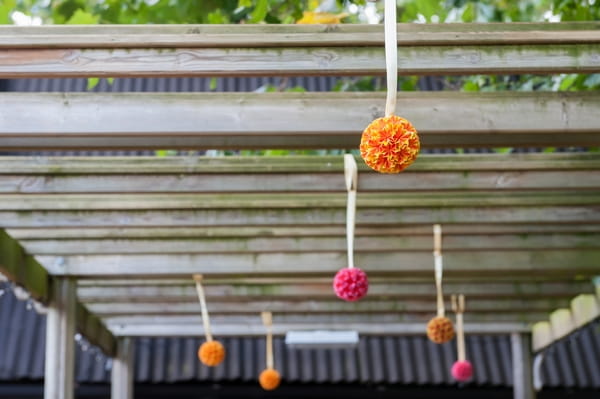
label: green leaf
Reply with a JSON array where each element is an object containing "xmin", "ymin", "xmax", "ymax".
[
  {"xmin": 493, "ymin": 147, "xmax": 513, "ymax": 154},
  {"xmin": 66, "ymin": 9, "xmax": 100, "ymax": 24},
  {"xmin": 584, "ymin": 74, "xmax": 600, "ymax": 88},
  {"xmin": 209, "ymin": 77, "xmax": 218, "ymax": 91},
  {"xmin": 238, "ymin": 0, "xmax": 252, "ymax": 7},
  {"xmin": 106, "ymin": 77, "xmax": 115, "ymax": 85},
  {"xmin": 0, "ymin": 0, "xmax": 16, "ymax": 24},
  {"xmin": 87, "ymin": 77, "xmax": 100, "ymax": 91},
  {"xmin": 249, "ymin": 0, "xmax": 269, "ymax": 23}
]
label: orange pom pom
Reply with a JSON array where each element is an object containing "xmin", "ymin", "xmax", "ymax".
[
  {"xmin": 360, "ymin": 115, "xmax": 420, "ymax": 173},
  {"xmin": 198, "ymin": 340, "xmax": 225, "ymax": 367},
  {"xmin": 259, "ymin": 368, "xmax": 281, "ymax": 391},
  {"xmin": 426, "ymin": 316, "xmax": 455, "ymax": 344}
]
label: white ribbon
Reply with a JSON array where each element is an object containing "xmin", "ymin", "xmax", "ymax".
[
  {"xmin": 384, "ymin": 0, "xmax": 397, "ymax": 117},
  {"xmin": 433, "ymin": 224, "xmax": 445, "ymax": 317},
  {"xmin": 194, "ymin": 274, "xmax": 213, "ymax": 341},
  {"xmin": 344, "ymin": 154, "xmax": 358, "ymax": 269}
]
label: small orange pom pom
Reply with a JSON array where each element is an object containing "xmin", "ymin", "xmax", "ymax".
[
  {"xmin": 360, "ymin": 115, "xmax": 420, "ymax": 174},
  {"xmin": 198, "ymin": 340, "xmax": 225, "ymax": 367},
  {"xmin": 259, "ymin": 368, "xmax": 281, "ymax": 391},
  {"xmin": 426, "ymin": 316, "xmax": 455, "ymax": 344}
]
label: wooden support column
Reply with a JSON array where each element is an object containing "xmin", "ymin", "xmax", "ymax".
[
  {"xmin": 44, "ymin": 278, "xmax": 76, "ymax": 399},
  {"xmin": 111, "ymin": 338, "xmax": 135, "ymax": 399},
  {"xmin": 511, "ymin": 333, "xmax": 535, "ymax": 399}
]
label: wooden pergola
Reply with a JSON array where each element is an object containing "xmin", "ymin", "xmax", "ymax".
[{"xmin": 0, "ymin": 23, "xmax": 599, "ymax": 399}]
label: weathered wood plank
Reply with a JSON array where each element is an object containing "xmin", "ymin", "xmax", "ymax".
[
  {"xmin": 76, "ymin": 281, "xmax": 597, "ymax": 302},
  {"xmin": 9, "ymin": 224, "xmax": 600, "ymax": 239},
  {"xmin": 2, "ymin": 23, "xmax": 599, "ymax": 48},
  {"xmin": 1, "ymin": 92, "xmax": 599, "ymax": 149},
  {"xmin": 0, "ymin": 191, "xmax": 597, "ymax": 210},
  {"xmin": 0, "ymin": 229, "xmax": 116, "ymax": 356},
  {"xmin": 0, "ymin": 230, "xmax": 49, "ymax": 302},
  {"xmin": 106, "ymin": 321, "xmax": 530, "ymax": 337},
  {"xmin": 1, "ymin": 154, "xmax": 598, "ymax": 174},
  {"xmin": 35, "ymin": 250, "xmax": 600, "ymax": 277},
  {"xmin": 44, "ymin": 278, "xmax": 76, "ymax": 399},
  {"xmin": 85, "ymin": 298, "xmax": 572, "ymax": 316},
  {"xmin": 18, "ymin": 233, "xmax": 600, "ymax": 255},
  {"xmin": 1, "ymin": 44, "xmax": 599, "ymax": 79},
  {"xmin": 1, "ymin": 170, "xmax": 598, "ymax": 193},
  {"xmin": 103, "ymin": 313, "xmax": 545, "ymax": 331},
  {"xmin": 0, "ymin": 206, "xmax": 596, "ymax": 228}
]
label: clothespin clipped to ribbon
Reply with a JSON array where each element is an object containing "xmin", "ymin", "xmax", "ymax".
[
  {"xmin": 259, "ymin": 311, "xmax": 281, "ymax": 390},
  {"xmin": 451, "ymin": 294, "xmax": 474, "ymax": 382},
  {"xmin": 452, "ymin": 295, "xmax": 466, "ymax": 361}
]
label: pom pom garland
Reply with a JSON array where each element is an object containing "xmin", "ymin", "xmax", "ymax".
[
  {"xmin": 360, "ymin": 115, "xmax": 420, "ymax": 174},
  {"xmin": 333, "ymin": 267, "xmax": 368, "ymax": 302},
  {"xmin": 451, "ymin": 360, "xmax": 473, "ymax": 382},
  {"xmin": 426, "ymin": 316, "xmax": 455, "ymax": 344},
  {"xmin": 198, "ymin": 340, "xmax": 225, "ymax": 367},
  {"xmin": 259, "ymin": 368, "xmax": 281, "ymax": 391}
]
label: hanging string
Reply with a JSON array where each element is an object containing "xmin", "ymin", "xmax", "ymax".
[
  {"xmin": 344, "ymin": 154, "xmax": 358, "ymax": 269},
  {"xmin": 433, "ymin": 224, "xmax": 445, "ymax": 318},
  {"xmin": 262, "ymin": 311, "xmax": 274, "ymax": 369},
  {"xmin": 384, "ymin": 0, "xmax": 397, "ymax": 117},
  {"xmin": 193, "ymin": 274, "xmax": 213, "ymax": 342},
  {"xmin": 452, "ymin": 294, "xmax": 467, "ymax": 361}
]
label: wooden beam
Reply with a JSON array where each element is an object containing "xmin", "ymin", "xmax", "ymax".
[
  {"xmin": 1, "ymin": 153, "xmax": 598, "ymax": 174},
  {"xmin": 9, "ymin": 223, "xmax": 600, "ymax": 240},
  {"xmin": 84, "ymin": 298, "xmax": 572, "ymax": 316},
  {"xmin": 0, "ymin": 229, "xmax": 116, "ymax": 356},
  {"xmin": 1, "ymin": 92, "xmax": 600, "ymax": 149},
  {"xmin": 1, "ymin": 44, "xmax": 599, "ymax": 78},
  {"xmin": 512, "ymin": 333, "xmax": 535, "ymax": 399},
  {"xmin": 1, "ymin": 206, "xmax": 596, "ymax": 228},
  {"xmin": 19, "ymin": 233, "xmax": 600, "ymax": 255},
  {"xmin": 76, "ymin": 281, "xmax": 597, "ymax": 302},
  {"xmin": 35, "ymin": 250, "xmax": 600, "ymax": 277},
  {"xmin": 44, "ymin": 278, "xmax": 76, "ymax": 399},
  {"xmin": 0, "ymin": 229, "xmax": 49, "ymax": 302},
  {"xmin": 107, "ymin": 321, "xmax": 530, "ymax": 337},
  {"xmin": 1, "ymin": 23, "xmax": 599, "ymax": 48},
  {"xmin": 532, "ymin": 290, "xmax": 600, "ymax": 352},
  {"xmin": 111, "ymin": 338, "xmax": 134, "ymax": 399},
  {"xmin": 1, "ymin": 191, "xmax": 598, "ymax": 210}
]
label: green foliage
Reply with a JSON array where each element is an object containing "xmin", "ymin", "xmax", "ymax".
[{"xmin": 0, "ymin": 0, "xmax": 17, "ymax": 24}]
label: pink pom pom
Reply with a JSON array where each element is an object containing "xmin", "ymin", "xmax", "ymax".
[
  {"xmin": 333, "ymin": 267, "xmax": 368, "ymax": 301},
  {"xmin": 451, "ymin": 360, "xmax": 473, "ymax": 382}
]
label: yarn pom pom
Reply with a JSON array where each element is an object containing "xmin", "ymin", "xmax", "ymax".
[
  {"xmin": 360, "ymin": 115, "xmax": 420, "ymax": 174},
  {"xmin": 333, "ymin": 267, "xmax": 368, "ymax": 301},
  {"xmin": 426, "ymin": 316, "xmax": 455, "ymax": 344},
  {"xmin": 451, "ymin": 360, "xmax": 473, "ymax": 382},
  {"xmin": 259, "ymin": 368, "xmax": 281, "ymax": 391},
  {"xmin": 198, "ymin": 340, "xmax": 225, "ymax": 367}
]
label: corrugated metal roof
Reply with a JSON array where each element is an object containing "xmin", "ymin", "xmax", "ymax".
[{"xmin": 1, "ymin": 282, "xmax": 599, "ymax": 388}]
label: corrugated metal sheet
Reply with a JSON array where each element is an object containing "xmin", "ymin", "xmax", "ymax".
[{"xmin": 1, "ymin": 282, "xmax": 599, "ymax": 388}]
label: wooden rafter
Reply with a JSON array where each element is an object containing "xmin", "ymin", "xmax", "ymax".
[
  {"xmin": 0, "ymin": 230, "xmax": 116, "ymax": 355},
  {"xmin": 1, "ymin": 93, "xmax": 600, "ymax": 149}
]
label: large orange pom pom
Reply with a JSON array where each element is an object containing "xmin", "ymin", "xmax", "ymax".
[
  {"xmin": 426, "ymin": 316, "xmax": 455, "ymax": 344},
  {"xmin": 360, "ymin": 115, "xmax": 420, "ymax": 173},
  {"xmin": 259, "ymin": 368, "xmax": 281, "ymax": 391},
  {"xmin": 198, "ymin": 340, "xmax": 225, "ymax": 367}
]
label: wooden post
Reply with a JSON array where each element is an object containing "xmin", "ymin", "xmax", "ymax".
[
  {"xmin": 511, "ymin": 333, "xmax": 535, "ymax": 399},
  {"xmin": 111, "ymin": 338, "xmax": 135, "ymax": 399},
  {"xmin": 44, "ymin": 278, "xmax": 76, "ymax": 399}
]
